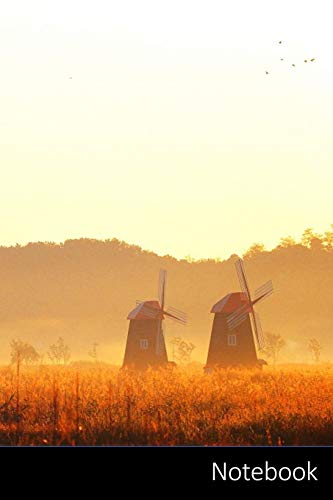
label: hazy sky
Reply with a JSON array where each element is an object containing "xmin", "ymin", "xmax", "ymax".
[{"xmin": 1, "ymin": 0, "xmax": 333, "ymax": 259}]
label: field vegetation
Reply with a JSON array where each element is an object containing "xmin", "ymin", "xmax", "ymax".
[{"xmin": 0, "ymin": 363, "xmax": 332, "ymax": 446}]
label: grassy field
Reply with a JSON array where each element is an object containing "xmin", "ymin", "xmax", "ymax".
[{"xmin": 0, "ymin": 363, "xmax": 332, "ymax": 446}]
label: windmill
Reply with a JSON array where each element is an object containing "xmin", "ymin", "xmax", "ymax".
[
  {"xmin": 204, "ymin": 258, "xmax": 273, "ymax": 372},
  {"xmin": 122, "ymin": 269, "xmax": 186, "ymax": 370}
]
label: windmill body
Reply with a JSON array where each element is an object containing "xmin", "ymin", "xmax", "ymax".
[
  {"xmin": 123, "ymin": 301, "xmax": 168, "ymax": 369},
  {"xmin": 122, "ymin": 271, "xmax": 186, "ymax": 370},
  {"xmin": 205, "ymin": 292, "xmax": 258, "ymax": 369},
  {"xmin": 205, "ymin": 259, "xmax": 273, "ymax": 372}
]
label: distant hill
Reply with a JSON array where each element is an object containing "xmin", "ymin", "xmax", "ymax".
[{"xmin": 0, "ymin": 229, "xmax": 332, "ymax": 364}]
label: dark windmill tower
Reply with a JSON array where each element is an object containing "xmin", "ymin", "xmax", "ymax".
[
  {"xmin": 205, "ymin": 259, "xmax": 273, "ymax": 371},
  {"xmin": 122, "ymin": 270, "xmax": 186, "ymax": 370}
]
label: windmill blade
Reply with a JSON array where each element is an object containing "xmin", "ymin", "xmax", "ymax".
[
  {"xmin": 250, "ymin": 310, "xmax": 260, "ymax": 348},
  {"xmin": 163, "ymin": 309, "xmax": 187, "ymax": 325},
  {"xmin": 158, "ymin": 269, "xmax": 167, "ymax": 310},
  {"xmin": 253, "ymin": 289, "xmax": 273, "ymax": 305},
  {"xmin": 166, "ymin": 306, "xmax": 187, "ymax": 323},
  {"xmin": 156, "ymin": 318, "xmax": 164, "ymax": 356},
  {"xmin": 163, "ymin": 310, "xmax": 187, "ymax": 325},
  {"xmin": 136, "ymin": 302, "xmax": 186, "ymax": 324},
  {"xmin": 227, "ymin": 303, "xmax": 249, "ymax": 324},
  {"xmin": 161, "ymin": 321, "xmax": 167, "ymax": 351},
  {"xmin": 254, "ymin": 312, "xmax": 265, "ymax": 349},
  {"xmin": 235, "ymin": 259, "xmax": 252, "ymax": 302},
  {"xmin": 253, "ymin": 280, "xmax": 273, "ymax": 304},
  {"xmin": 227, "ymin": 303, "xmax": 249, "ymax": 330},
  {"xmin": 227, "ymin": 312, "xmax": 248, "ymax": 331},
  {"xmin": 227, "ymin": 309, "xmax": 249, "ymax": 331},
  {"xmin": 251, "ymin": 311, "xmax": 265, "ymax": 350},
  {"xmin": 254, "ymin": 280, "xmax": 273, "ymax": 299}
]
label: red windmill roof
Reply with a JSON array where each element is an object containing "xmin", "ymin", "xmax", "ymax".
[
  {"xmin": 211, "ymin": 292, "xmax": 251, "ymax": 314},
  {"xmin": 127, "ymin": 300, "xmax": 164, "ymax": 320}
]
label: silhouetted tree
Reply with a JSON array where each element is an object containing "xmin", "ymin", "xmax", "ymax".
[
  {"xmin": 261, "ymin": 332, "xmax": 285, "ymax": 365},
  {"xmin": 10, "ymin": 339, "xmax": 40, "ymax": 366},
  {"xmin": 88, "ymin": 343, "xmax": 99, "ymax": 363},
  {"xmin": 243, "ymin": 243, "xmax": 265, "ymax": 258},
  {"xmin": 185, "ymin": 255, "xmax": 196, "ymax": 263},
  {"xmin": 308, "ymin": 338, "xmax": 322, "ymax": 363},
  {"xmin": 170, "ymin": 337, "xmax": 196, "ymax": 364},
  {"xmin": 323, "ymin": 224, "xmax": 333, "ymax": 251},
  {"xmin": 48, "ymin": 337, "xmax": 71, "ymax": 365},
  {"xmin": 301, "ymin": 228, "xmax": 323, "ymax": 250},
  {"xmin": 279, "ymin": 236, "xmax": 297, "ymax": 248}
]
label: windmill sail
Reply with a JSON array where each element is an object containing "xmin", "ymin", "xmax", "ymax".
[
  {"xmin": 166, "ymin": 306, "xmax": 187, "ymax": 324},
  {"xmin": 227, "ymin": 303, "xmax": 249, "ymax": 331},
  {"xmin": 158, "ymin": 269, "xmax": 167, "ymax": 310},
  {"xmin": 156, "ymin": 319, "xmax": 164, "ymax": 356},
  {"xmin": 253, "ymin": 280, "xmax": 273, "ymax": 304},
  {"xmin": 228, "ymin": 259, "xmax": 271, "ymax": 348},
  {"xmin": 138, "ymin": 302, "xmax": 186, "ymax": 324},
  {"xmin": 252, "ymin": 311, "xmax": 265, "ymax": 350},
  {"xmin": 235, "ymin": 259, "xmax": 252, "ymax": 302}
]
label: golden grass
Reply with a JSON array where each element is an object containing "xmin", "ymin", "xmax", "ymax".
[{"xmin": 0, "ymin": 363, "xmax": 332, "ymax": 446}]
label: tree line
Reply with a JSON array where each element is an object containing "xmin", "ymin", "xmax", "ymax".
[{"xmin": 9, "ymin": 333, "xmax": 323, "ymax": 367}]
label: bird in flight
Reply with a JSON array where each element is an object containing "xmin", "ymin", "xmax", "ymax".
[{"xmin": 266, "ymin": 41, "xmax": 316, "ymax": 75}]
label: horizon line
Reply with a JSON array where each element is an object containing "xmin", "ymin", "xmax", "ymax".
[{"xmin": 0, "ymin": 223, "xmax": 331, "ymax": 262}]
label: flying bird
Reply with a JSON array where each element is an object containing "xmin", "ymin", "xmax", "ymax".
[
  {"xmin": 280, "ymin": 58, "xmax": 284, "ymax": 61},
  {"xmin": 278, "ymin": 41, "xmax": 282, "ymax": 44},
  {"xmin": 304, "ymin": 59, "xmax": 308, "ymax": 63},
  {"xmin": 265, "ymin": 71, "xmax": 269, "ymax": 75},
  {"xmin": 310, "ymin": 58, "xmax": 315, "ymax": 62},
  {"xmin": 292, "ymin": 64, "xmax": 296, "ymax": 67}
]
